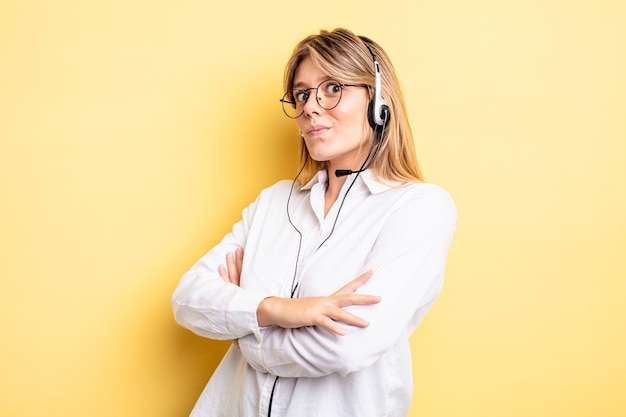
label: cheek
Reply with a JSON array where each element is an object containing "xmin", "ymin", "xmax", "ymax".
[
  {"xmin": 338, "ymin": 94, "xmax": 369, "ymax": 126},
  {"xmin": 294, "ymin": 117, "xmax": 306, "ymax": 132},
  {"xmin": 336, "ymin": 104, "xmax": 369, "ymax": 137}
]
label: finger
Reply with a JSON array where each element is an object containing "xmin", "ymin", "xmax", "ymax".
[
  {"xmin": 327, "ymin": 307, "xmax": 371, "ymax": 328},
  {"xmin": 335, "ymin": 294, "xmax": 382, "ymax": 308},
  {"xmin": 235, "ymin": 247, "xmax": 244, "ymax": 276},
  {"xmin": 218, "ymin": 264, "xmax": 229, "ymax": 282},
  {"xmin": 317, "ymin": 305, "xmax": 372, "ymax": 333},
  {"xmin": 333, "ymin": 270, "xmax": 374, "ymax": 295},
  {"xmin": 316, "ymin": 315, "xmax": 346, "ymax": 336},
  {"xmin": 226, "ymin": 252, "xmax": 239, "ymax": 285}
]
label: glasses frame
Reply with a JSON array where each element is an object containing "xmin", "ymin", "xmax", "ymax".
[{"xmin": 280, "ymin": 79, "xmax": 369, "ymax": 119}]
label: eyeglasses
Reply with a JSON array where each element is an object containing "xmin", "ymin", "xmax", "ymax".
[{"xmin": 280, "ymin": 79, "xmax": 368, "ymax": 119}]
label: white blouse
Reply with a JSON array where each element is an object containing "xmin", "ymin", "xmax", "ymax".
[{"xmin": 172, "ymin": 169, "xmax": 457, "ymax": 417}]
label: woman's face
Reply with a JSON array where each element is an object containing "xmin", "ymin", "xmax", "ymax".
[{"xmin": 293, "ymin": 56, "xmax": 371, "ymax": 171}]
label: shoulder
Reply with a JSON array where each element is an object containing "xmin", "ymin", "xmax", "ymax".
[
  {"xmin": 252, "ymin": 179, "xmax": 302, "ymax": 205},
  {"xmin": 405, "ymin": 182, "xmax": 454, "ymax": 204},
  {"xmin": 383, "ymin": 180, "xmax": 454, "ymax": 205},
  {"xmin": 258, "ymin": 179, "xmax": 298, "ymax": 196},
  {"xmin": 392, "ymin": 181, "xmax": 457, "ymax": 224},
  {"xmin": 240, "ymin": 180, "xmax": 297, "ymax": 221}
]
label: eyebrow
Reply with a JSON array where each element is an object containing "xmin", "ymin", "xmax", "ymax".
[{"xmin": 292, "ymin": 78, "xmax": 334, "ymax": 90}]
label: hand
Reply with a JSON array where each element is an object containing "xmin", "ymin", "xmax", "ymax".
[
  {"xmin": 218, "ymin": 247, "xmax": 243, "ymax": 286},
  {"xmin": 257, "ymin": 270, "xmax": 381, "ymax": 336},
  {"xmin": 218, "ymin": 247, "xmax": 244, "ymax": 349}
]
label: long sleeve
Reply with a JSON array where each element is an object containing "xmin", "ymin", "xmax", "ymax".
[
  {"xmin": 171, "ymin": 195, "xmax": 269, "ymax": 341},
  {"xmin": 237, "ymin": 183, "xmax": 457, "ymax": 377}
]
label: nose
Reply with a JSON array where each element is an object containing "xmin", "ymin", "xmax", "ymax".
[{"xmin": 301, "ymin": 90, "xmax": 322, "ymax": 117}]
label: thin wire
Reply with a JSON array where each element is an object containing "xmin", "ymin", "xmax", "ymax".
[
  {"xmin": 267, "ymin": 154, "xmax": 308, "ymax": 417},
  {"xmin": 286, "ymin": 156, "xmax": 307, "ymax": 297},
  {"xmin": 270, "ymin": 118, "xmax": 387, "ymax": 416},
  {"xmin": 286, "ymin": 129, "xmax": 378, "ymax": 295},
  {"xmin": 267, "ymin": 375, "xmax": 280, "ymax": 417},
  {"xmin": 316, "ymin": 110, "xmax": 389, "ymax": 251}
]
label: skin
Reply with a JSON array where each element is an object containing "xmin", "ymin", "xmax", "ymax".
[
  {"xmin": 293, "ymin": 56, "xmax": 373, "ymax": 217},
  {"xmin": 217, "ymin": 58, "xmax": 381, "ymax": 336},
  {"xmin": 219, "ymin": 249, "xmax": 380, "ymax": 336}
]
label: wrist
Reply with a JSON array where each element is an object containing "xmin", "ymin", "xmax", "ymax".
[{"xmin": 257, "ymin": 296, "xmax": 277, "ymax": 328}]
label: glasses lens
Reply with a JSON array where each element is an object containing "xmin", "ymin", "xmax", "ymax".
[
  {"xmin": 280, "ymin": 80, "xmax": 344, "ymax": 118},
  {"xmin": 281, "ymin": 92, "xmax": 301, "ymax": 118},
  {"xmin": 317, "ymin": 80, "xmax": 343, "ymax": 110}
]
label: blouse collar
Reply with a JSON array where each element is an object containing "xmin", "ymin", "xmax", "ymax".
[{"xmin": 300, "ymin": 169, "xmax": 406, "ymax": 195}]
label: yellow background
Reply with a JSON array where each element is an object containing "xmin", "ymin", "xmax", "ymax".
[{"xmin": 1, "ymin": 1, "xmax": 624, "ymax": 416}]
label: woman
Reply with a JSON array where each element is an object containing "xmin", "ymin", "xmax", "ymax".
[{"xmin": 172, "ymin": 28, "xmax": 457, "ymax": 417}]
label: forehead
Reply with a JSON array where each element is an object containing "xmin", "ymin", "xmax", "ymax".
[{"xmin": 292, "ymin": 56, "xmax": 332, "ymax": 89}]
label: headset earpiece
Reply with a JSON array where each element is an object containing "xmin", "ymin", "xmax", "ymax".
[
  {"xmin": 366, "ymin": 50, "xmax": 389, "ymax": 129},
  {"xmin": 367, "ymin": 95, "xmax": 389, "ymax": 129}
]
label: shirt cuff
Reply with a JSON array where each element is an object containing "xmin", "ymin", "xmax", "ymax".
[{"xmin": 226, "ymin": 288, "xmax": 268, "ymax": 341}]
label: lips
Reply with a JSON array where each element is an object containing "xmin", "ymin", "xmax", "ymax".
[{"xmin": 306, "ymin": 125, "xmax": 329, "ymax": 136}]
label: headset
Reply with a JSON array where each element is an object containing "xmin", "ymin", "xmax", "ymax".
[
  {"xmin": 335, "ymin": 41, "xmax": 390, "ymax": 178},
  {"xmin": 364, "ymin": 41, "xmax": 390, "ymax": 130}
]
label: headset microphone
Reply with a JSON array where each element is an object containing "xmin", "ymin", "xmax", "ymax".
[
  {"xmin": 335, "ymin": 169, "xmax": 354, "ymax": 177},
  {"xmin": 334, "ymin": 108, "xmax": 388, "ymax": 178}
]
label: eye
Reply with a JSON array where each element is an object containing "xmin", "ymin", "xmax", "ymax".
[
  {"xmin": 293, "ymin": 90, "xmax": 309, "ymax": 103},
  {"xmin": 323, "ymin": 82, "xmax": 342, "ymax": 96}
]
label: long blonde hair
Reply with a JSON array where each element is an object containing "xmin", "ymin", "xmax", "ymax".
[{"xmin": 283, "ymin": 28, "xmax": 423, "ymax": 185}]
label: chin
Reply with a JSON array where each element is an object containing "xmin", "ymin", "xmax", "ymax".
[
  {"xmin": 305, "ymin": 149, "xmax": 330, "ymax": 163},
  {"xmin": 309, "ymin": 156, "xmax": 329, "ymax": 164},
  {"xmin": 308, "ymin": 149, "xmax": 334, "ymax": 161}
]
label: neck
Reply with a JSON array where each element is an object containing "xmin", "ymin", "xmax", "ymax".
[{"xmin": 323, "ymin": 167, "xmax": 348, "ymax": 217}]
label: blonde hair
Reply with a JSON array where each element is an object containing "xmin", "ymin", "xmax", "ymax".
[{"xmin": 283, "ymin": 28, "xmax": 423, "ymax": 185}]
